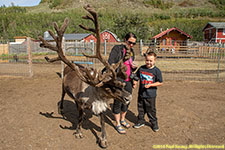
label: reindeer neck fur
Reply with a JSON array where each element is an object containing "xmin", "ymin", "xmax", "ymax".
[
  {"xmin": 78, "ymin": 84, "xmax": 110, "ymax": 115},
  {"xmin": 63, "ymin": 68, "xmax": 110, "ymax": 115}
]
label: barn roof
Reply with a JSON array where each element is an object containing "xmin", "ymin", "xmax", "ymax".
[
  {"xmin": 44, "ymin": 33, "xmax": 92, "ymax": 41},
  {"xmin": 101, "ymin": 30, "xmax": 120, "ymax": 42},
  {"xmin": 202, "ymin": 22, "xmax": 225, "ymax": 31},
  {"xmin": 152, "ymin": 27, "xmax": 192, "ymax": 39}
]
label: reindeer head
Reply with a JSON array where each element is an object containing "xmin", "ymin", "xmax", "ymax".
[{"xmin": 39, "ymin": 5, "xmax": 132, "ymax": 105}]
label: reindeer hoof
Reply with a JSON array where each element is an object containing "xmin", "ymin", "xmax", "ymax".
[
  {"xmin": 57, "ymin": 103, "xmax": 64, "ymax": 115},
  {"xmin": 73, "ymin": 131, "xmax": 83, "ymax": 139},
  {"xmin": 99, "ymin": 139, "xmax": 108, "ymax": 148},
  {"xmin": 58, "ymin": 108, "xmax": 64, "ymax": 115}
]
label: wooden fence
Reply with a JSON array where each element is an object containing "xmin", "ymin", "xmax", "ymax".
[
  {"xmin": 0, "ymin": 37, "xmax": 33, "ymax": 77},
  {"xmin": 0, "ymin": 43, "xmax": 9, "ymax": 55},
  {"xmin": 140, "ymin": 44, "xmax": 225, "ymax": 59},
  {"xmin": 198, "ymin": 46, "xmax": 225, "ymax": 59}
]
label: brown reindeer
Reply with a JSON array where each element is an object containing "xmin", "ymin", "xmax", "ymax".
[{"xmin": 39, "ymin": 5, "xmax": 132, "ymax": 148}]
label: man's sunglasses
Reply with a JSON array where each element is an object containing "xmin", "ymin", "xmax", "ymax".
[{"xmin": 128, "ymin": 41, "xmax": 136, "ymax": 45}]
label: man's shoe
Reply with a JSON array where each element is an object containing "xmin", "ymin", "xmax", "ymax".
[
  {"xmin": 152, "ymin": 123, "xmax": 159, "ymax": 132},
  {"xmin": 133, "ymin": 123, "xmax": 145, "ymax": 129}
]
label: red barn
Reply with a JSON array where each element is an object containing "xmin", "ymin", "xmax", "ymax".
[
  {"xmin": 203, "ymin": 22, "xmax": 225, "ymax": 43},
  {"xmin": 100, "ymin": 30, "xmax": 120, "ymax": 43}
]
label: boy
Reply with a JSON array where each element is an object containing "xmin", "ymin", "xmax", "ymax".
[{"xmin": 133, "ymin": 51, "xmax": 163, "ymax": 132}]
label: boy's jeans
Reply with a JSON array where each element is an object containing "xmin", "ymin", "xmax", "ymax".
[{"xmin": 137, "ymin": 97, "xmax": 157, "ymax": 125}]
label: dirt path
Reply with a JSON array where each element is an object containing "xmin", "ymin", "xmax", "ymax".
[{"xmin": 0, "ymin": 64, "xmax": 225, "ymax": 150}]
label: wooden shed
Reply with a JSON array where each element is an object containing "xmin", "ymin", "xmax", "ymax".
[
  {"xmin": 203, "ymin": 22, "xmax": 225, "ymax": 43},
  {"xmin": 151, "ymin": 27, "xmax": 192, "ymax": 52}
]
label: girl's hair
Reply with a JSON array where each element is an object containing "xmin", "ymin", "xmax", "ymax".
[
  {"xmin": 124, "ymin": 32, "xmax": 137, "ymax": 41},
  {"xmin": 144, "ymin": 51, "xmax": 157, "ymax": 58}
]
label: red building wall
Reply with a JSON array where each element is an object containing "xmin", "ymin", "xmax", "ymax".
[
  {"xmin": 100, "ymin": 31, "xmax": 118, "ymax": 43},
  {"xmin": 84, "ymin": 34, "xmax": 97, "ymax": 42},
  {"xmin": 216, "ymin": 29, "xmax": 225, "ymax": 43}
]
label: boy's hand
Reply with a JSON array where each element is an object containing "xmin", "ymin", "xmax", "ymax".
[{"xmin": 145, "ymin": 84, "xmax": 151, "ymax": 88}]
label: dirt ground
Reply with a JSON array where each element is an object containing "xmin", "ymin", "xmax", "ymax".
[{"xmin": 0, "ymin": 63, "xmax": 225, "ymax": 150}]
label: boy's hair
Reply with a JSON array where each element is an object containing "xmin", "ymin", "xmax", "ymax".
[{"xmin": 144, "ymin": 51, "xmax": 157, "ymax": 58}]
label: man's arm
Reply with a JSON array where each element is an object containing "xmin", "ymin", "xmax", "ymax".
[{"xmin": 108, "ymin": 45, "xmax": 121, "ymax": 65}]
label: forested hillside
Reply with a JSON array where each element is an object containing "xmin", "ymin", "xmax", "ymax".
[{"xmin": 0, "ymin": 0, "xmax": 225, "ymax": 41}]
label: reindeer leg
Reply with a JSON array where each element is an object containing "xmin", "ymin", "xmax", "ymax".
[
  {"xmin": 74, "ymin": 105, "xmax": 84, "ymax": 139},
  {"xmin": 99, "ymin": 113, "xmax": 108, "ymax": 148},
  {"xmin": 58, "ymin": 84, "xmax": 66, "ymax": 115}
]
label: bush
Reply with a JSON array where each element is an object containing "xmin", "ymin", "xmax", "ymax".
[
  {"xmin": 209, "ymin": 0, "xmax": 225, "ymax": 10},
  {"xmin": 49, "ymin": 0, "xmax": 63, "ymax": 9},
  {"xmin": 150, "ymin": 13, "xmax": 171, "ymax": 21}
]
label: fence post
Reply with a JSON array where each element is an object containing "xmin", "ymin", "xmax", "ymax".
[
  {"xmin": 27, "ymin": 37, "xmax": 33, "ymax": 77},
  {"xmin": 104, "ymin": 40, "xmax": 107, "ymax": 56},
  {"xmin": 75, "ymin": 42, "xmax": 78, "ymax": 55},
  {"xmin": 139, "ymin": 39, "xmax": 143, "ymax": 56},
  {"xmin": 61, "ymin": 37, "xmax": 65, "ymax": 79},
  {"xmin": 198, "ymin": 46, "xmax": 201, "ymax": 57},
  {"xmin": 7, "ymin": 40, "xmax": 10, "ymax": 56},
  {"xmin": 91, "ymin": 41, "xmax": 95, "ymax": 55},
  {"xmin": 154, "ymin": 38, "xmax": 157, "ymax": 52},
  {"xmin": 217, "ymin": 39, "xmax": 221, "ymax": 81}
]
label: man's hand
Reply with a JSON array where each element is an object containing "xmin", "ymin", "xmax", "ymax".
[{"xmin": 133, "ymin": 80, "xmax": 138, "ymax": 88}]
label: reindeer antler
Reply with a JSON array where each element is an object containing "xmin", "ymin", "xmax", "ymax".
[
  {"xmin": 39, "ymin": 5, "xmax": 126, "ymax": 88},
  {"xmin": 79, "ymin": 5, "xmax": 126, "ymax": 86},
  {"xmin": 39, "ymin": 18, "xmax": 88, "ymax": 83}
]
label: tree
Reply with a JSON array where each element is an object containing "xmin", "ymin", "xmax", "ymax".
[{"xmin": 112, "ymin": 14, "xmax": 150, "ymax": 41}]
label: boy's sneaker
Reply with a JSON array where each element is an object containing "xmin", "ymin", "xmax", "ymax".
[
  {"xmin": 152, "ymin": 123, "xmax": 159, "ymax": 132},
  {"xmin": 133, "ymin": 123, "xmax": 145, "ymax": 129}
]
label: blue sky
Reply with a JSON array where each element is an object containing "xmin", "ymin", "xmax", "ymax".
[{"xmin": 0, "ymin": 0, "xmax": 41, "ymax": 7}]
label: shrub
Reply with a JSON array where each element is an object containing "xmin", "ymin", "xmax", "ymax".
[
  {"xmin": 49, "ymin": 0, "xmax": 63, "ymax": 9},
  {"xmin": 209, "ymin": 0, "xmax": 225, "ymax": 10}
]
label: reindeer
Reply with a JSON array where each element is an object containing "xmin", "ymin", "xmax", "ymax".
[{"xmin": 39, "ymin": 5, "xmax": 132, "ymax": 148}]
